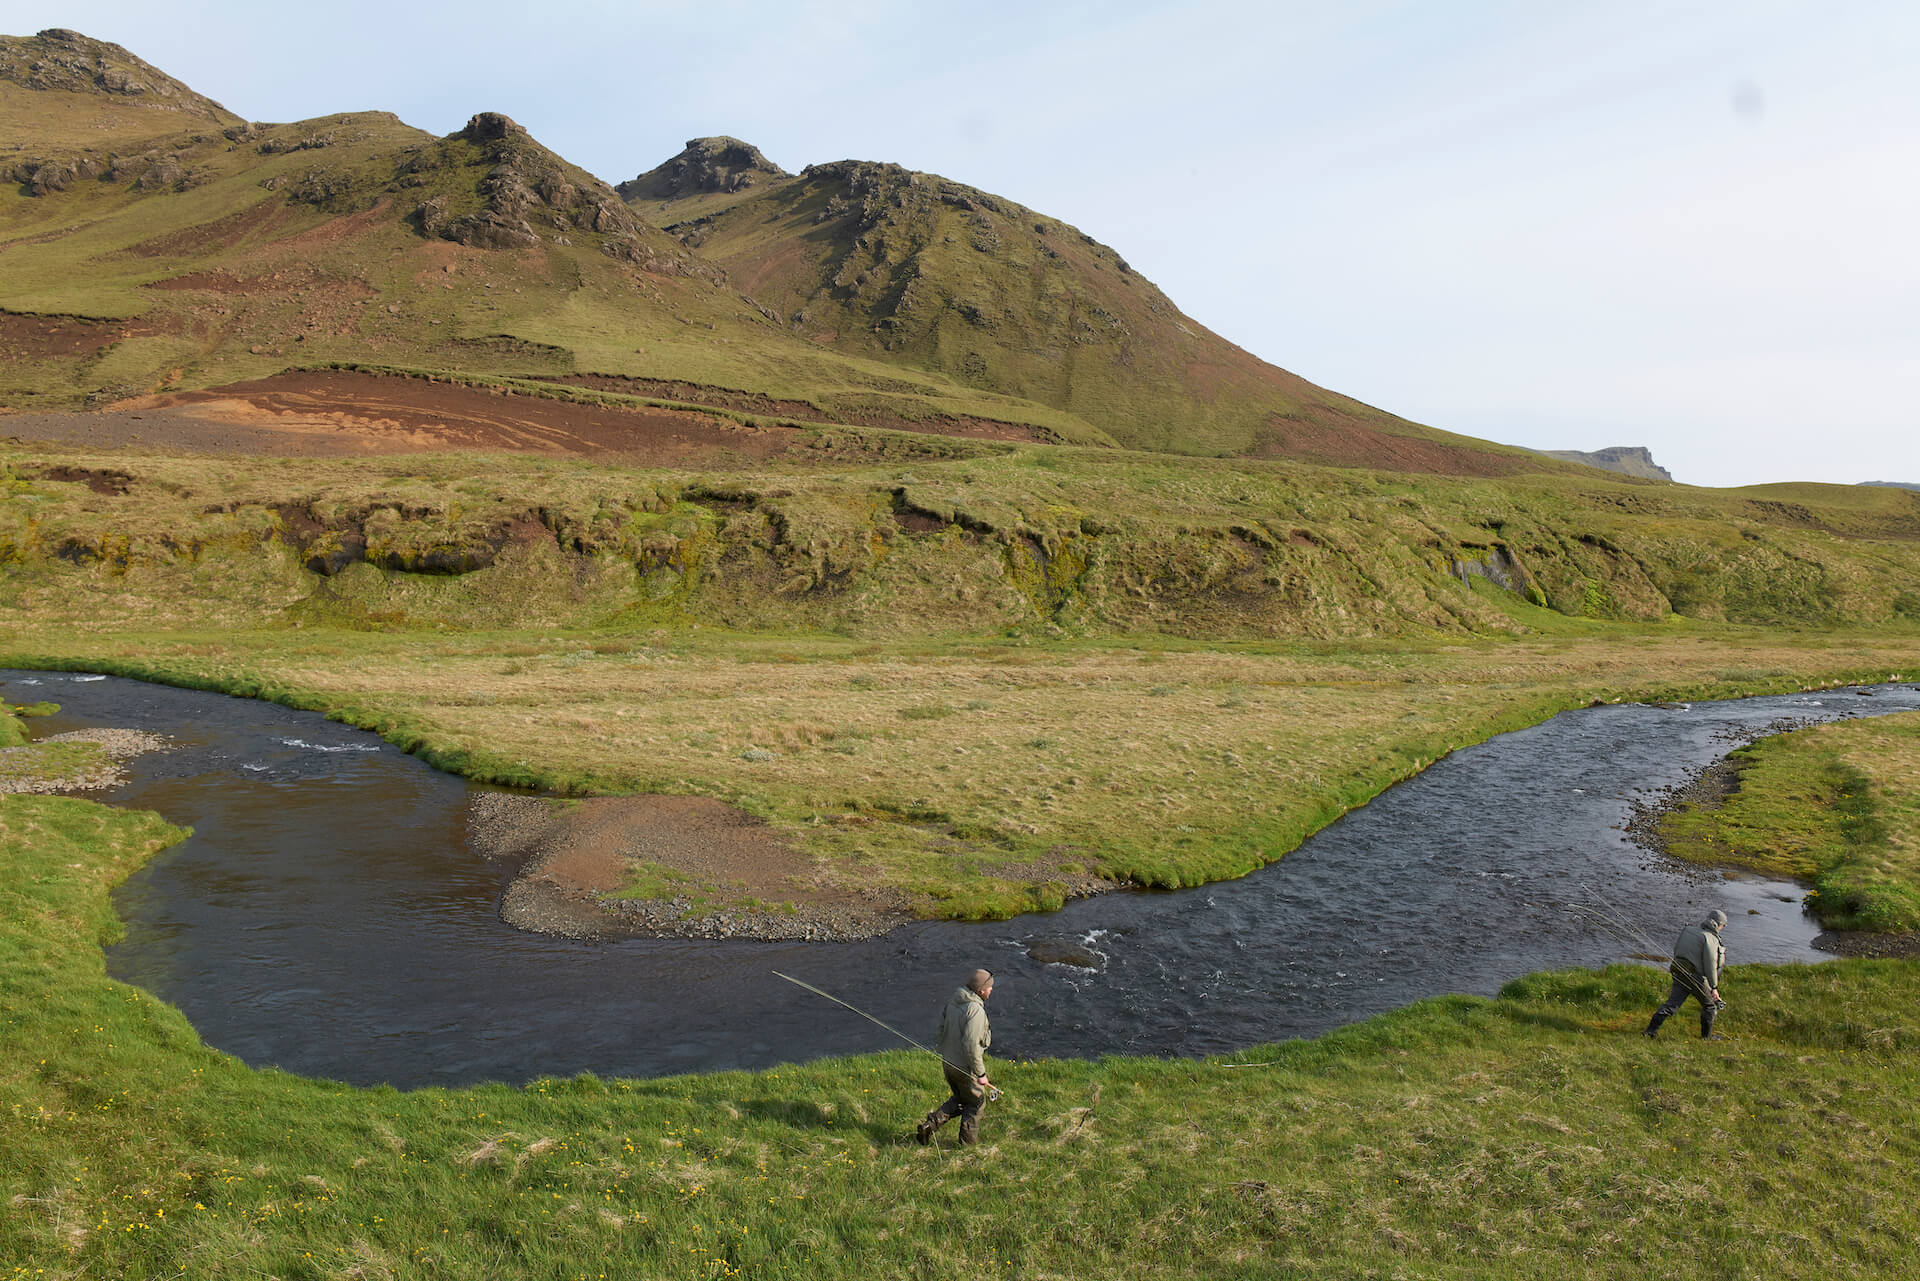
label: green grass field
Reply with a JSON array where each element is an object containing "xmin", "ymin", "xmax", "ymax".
[{"xmin": 4, "ymin": 793, "xmax": 1919, "ymax": 1280}]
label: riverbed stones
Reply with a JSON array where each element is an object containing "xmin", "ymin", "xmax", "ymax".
[{"xmin": 0, "ymin": 727, "xmax": 171, "ymax": 793}]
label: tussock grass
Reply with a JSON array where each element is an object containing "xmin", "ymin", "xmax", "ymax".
[
  {"xmin": 4, "ymin": 626, "xmax": 1917, "ymax": 920},
  {"xmin": 1661, "ymin": 710, "xmax": 1920, "ymax": 932},
  {"xmin": 9, "ymin": 441, "xmax": 1920, "ymax": 649},
  {"xmin": 6, "ymin": 796, "xmax": 1920, "ymax": 1278}
]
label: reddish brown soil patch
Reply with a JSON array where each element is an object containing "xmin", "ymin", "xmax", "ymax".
[
  {"xmin": 124, "ymin": 197, "xmax": 294, "ymax": 257},
  {"xmin": 147, "ymin": 266, "xmax": 374, "ymax": 298},
  {"xmin": 36, "ymin": 464, "xmax": 132, "ymax": 494},
  {"xmin": 470, "ymin": 793, "xmax": 907, "ymax": 942},
  {"xmin": 553, "ymin": 372, "xmax": 831, "ymax": 421},
  {"xmin": 277, "ymin": 197, "xmax": 401, "ymax": 253},
  {"xmin": 893, "ymin": 508, "xmax": 946, "ymax": 533},
  {"xmin": 551, "ymin": 372, "xmax": 1056, "ymax": 443},
  {"xmin": 0, "ymin": 312, "xmax": 149, "ymax": 360},
  {"xmin": 6, "ymin": 369, "xmax": 807, "ymax": 462},
  {"xmin": 726, "ymin": 238, "xmax": 819, "ymax": 303},
  {"xmin": 828, "ymin": 403, "xmax": 1056, "ymax": 443},
  {"xmin": 1248, "ymin": 413, "xmax": 1534, "ymax": 478}
]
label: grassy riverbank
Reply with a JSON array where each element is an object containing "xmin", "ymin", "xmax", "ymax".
[
  {"xmin": 3, "ymin": 793, "xmax": 1918, "ymax": 1279},
  {"xmin": 1661, "ymin": 710, "xmax": 1920, "ymax": 935},
  {"xmin": 3, "ymin": 627, "xmax": 1916, "ymax": 920}
]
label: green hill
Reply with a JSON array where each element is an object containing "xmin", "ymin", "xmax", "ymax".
[
  {"xmin": 4, "ymin": 29, "xmax": 1570, "ymax": 471},
  {"xmin": 623, "ymin": 139, "xmax": 1540, "ymax": 466},
  {"xmin": 0, "ymin": 26, "xmax": 236, "ymax": 153}
]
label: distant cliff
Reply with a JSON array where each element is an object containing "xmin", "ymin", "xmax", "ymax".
[{"xmin": 1541, "ymin": 446, "xmax": 1673, "ymax": 482}]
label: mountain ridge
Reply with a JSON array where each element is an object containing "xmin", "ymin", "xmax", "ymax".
[{"xmin": 1, "ymin": 30, "xmax": 1569, "ymax": 475}]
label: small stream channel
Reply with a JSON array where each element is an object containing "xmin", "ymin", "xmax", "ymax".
[{"xmin": 9, "ymin": 669, "xmax": 1918, "ymax": 1088}]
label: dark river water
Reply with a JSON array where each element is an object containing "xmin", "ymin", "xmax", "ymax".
[{"xmin": 8, "ymin": 669, "xmax": 1918, "ymax": 1088}]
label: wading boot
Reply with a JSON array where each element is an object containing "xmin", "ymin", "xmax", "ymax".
[
  {"xmin": 916, "ymin": 1113, "xmax": 941, "ymax": 1146},
  {"xmin": 1701, "ymin": 1007, "xmax": 1722, "ymax": 1040},
  {"xmin": 1644, "ymin": 1011, "xmax": 1668, "ymax": 1038},
  {"xmin": 958, "ymin": 1115, "xmax": 980, "ymax": 1145}
]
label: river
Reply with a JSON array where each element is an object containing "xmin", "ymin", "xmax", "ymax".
[{"xmin": 7, "ymin": 668, "xmax": 1916, "ymax": 1088}]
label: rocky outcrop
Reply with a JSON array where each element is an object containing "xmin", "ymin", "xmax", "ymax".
[
  {"xmin": 7, "ymin": 146, "xmax": 217, "ymax": 197},
  {"xmin": 1543, "ymin": 446, "xmax": 1674, "ymax": 482},
  {"xmin": 659, "ymin": 155, "xmax": 1151, "ymax": 361},
  {"xmin": 0, "ymin": 28, "xmax": 233, "ymax": 119},
  {"xmin": 406, "ymin": 114, "xmax": 714, "ymax": 277},
  {"xmin": 9, "ymin": 154, "xmax": 105, "ymax": 194},
  {"xmin": 616, "ymin": 136, "xmax": 789, "ymax": 203}
]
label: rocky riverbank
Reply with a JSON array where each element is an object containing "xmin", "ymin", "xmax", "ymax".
[
  {"xmin": 0, "ymin": 728, "xmax": 172, "ymax": 794},
  {"xmin": 1624, "ymin": 705, "xmax": 1920, "ymax": 958}
]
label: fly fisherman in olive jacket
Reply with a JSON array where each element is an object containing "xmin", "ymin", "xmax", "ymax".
[
  {"xmin": 916, "ymin": 969, "xmax": 995, "ymax": 1146},
  {"xmin": 1645, "ymin": 909, "xmax": 1728, "ymax": 1039}
]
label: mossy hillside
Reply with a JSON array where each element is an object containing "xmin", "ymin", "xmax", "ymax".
[
  {"xmin": 7, "ymin": 445, "xmax": 1920, "ymax": 643},
  {"xmin": 630, "ymin": 153, "xmax": 1546, "ymax": 466},
  {"xmin": 4, "ymin": 620, "xmax": 1916, "ymax": 922},
  {"xmin": 0, "ymin": 76, "xmax": 1106, "ymax": 444},
  {"xmin": 4, "ymin": 31, "xmax": 1571, "ymax": 466},
  {"xmin": 1660, "ymin": 710, "xmax": 1920, "ymax": 933},
  {"xmin": 0, "ymin": 28, "xmax": 237, "ymax": 157},
  {"xmin": 7, "ymin": 795, "xmax": 1920, "ymax": 1279},
  {"xmin": 0, "ymin": 103, "xmax": 800, "ymax": 409}
]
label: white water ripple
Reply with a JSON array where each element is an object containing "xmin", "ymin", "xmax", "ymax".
[{"xmin": 278, "ymin": 737, "xmax": 383, "ymax": 753}]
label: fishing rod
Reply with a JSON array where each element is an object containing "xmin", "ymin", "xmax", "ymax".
[
  {"xmin": 1564, "ymin": 889, "xmax": 1722, "ymax": 1008},
  {"xmin": 1572, "ymin": 883, "xmax": 1667, "ymax": 956},
  {"xmin": 772, "ymin": 970, "xmax": 1003, "ymax": 1100},
  {"xmin": 1564, "ymin": 901, "xmax": 1664, "ymax": 958}
]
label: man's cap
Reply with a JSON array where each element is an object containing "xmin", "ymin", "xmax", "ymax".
[{"xmin": 1706, "ymin": 909, "xmax": 1729, "ymax": 929}]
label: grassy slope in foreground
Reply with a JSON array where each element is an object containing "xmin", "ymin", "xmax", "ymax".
[
  {"xmin": 1661, "ymin": 709, "xmax": 1920, "ymax": 933},
  {"xmin": 3, "ymin": 795, "xmax": 1919, "ymax": 1279},
  {"xmin": 3, "ymin": 627, "xmax": 1918, "ymax": 923}
]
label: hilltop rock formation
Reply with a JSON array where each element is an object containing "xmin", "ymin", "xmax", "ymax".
[
  {"xmin": 1543, "ymin": 446, "xmax": 1674, "ymax": 482},
  {"xmin": 1, "ymin": 28, "xmax": 238, "ymax": 196},
  {"xmin": 413, "ymin": 114, "xmax": 637, "ymax": 254},
  {"xmin": 0, "ymin": 28, "xmax": 231, "ymax": 116},
  {"xmin": 617, "ymin": 136, "xmax": 789, "ymax": 203}
]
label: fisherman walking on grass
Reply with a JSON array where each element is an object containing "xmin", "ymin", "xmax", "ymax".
[
  {"xmin": 917, "ymin": 968, "xmax": 996, "ymax": 1146},
  {"xmin": 1645, "ymin": 909, "xmax": 1728, "ymax": 1039}
]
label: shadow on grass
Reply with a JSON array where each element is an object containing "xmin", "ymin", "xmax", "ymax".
[
  {"xmin": 1500, "ymin": 1009, "xmax": 1592, "ymax": 1034},
  {"xmin": 737, "ymin": 1096, "xmax": 906, "ymax": 1144}
]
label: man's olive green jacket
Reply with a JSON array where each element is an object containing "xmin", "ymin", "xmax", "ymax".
[
  {"xmin": 937, "ymin": 987, "xmax": 990, "ymax": 1078},
  {"xmin": 1674, "ymin": 921, "xmax": 1726, "ymax": 988}
]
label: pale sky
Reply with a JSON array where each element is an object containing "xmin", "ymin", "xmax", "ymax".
[{"xmin": 18, "ymin": 1, "xmax": 1920, "ymax": 487}]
